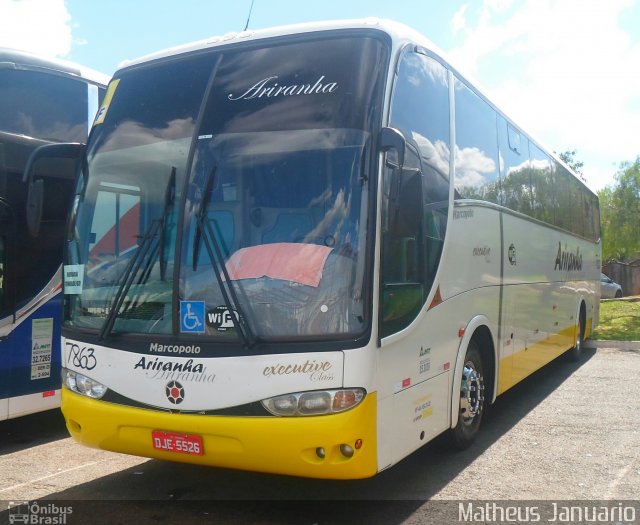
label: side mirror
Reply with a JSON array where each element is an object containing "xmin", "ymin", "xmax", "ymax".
[
  {"xmin": 23, "ymin": 142, "xmax": 85, "ymax": 237},
  {"xmin": 378, "ymin": 127, "xmax": 406, "ymax": 168}
]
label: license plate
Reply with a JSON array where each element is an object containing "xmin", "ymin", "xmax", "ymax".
[{"xmin": 152, "ymin": 430, "xmax": 204, "ymax": 456}]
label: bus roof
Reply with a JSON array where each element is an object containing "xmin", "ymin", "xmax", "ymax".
[
  {"xmin": 117, "ymin": 18, "xmax": 439, "ymax": 70},
  {"xmin": 0, "ymin": 47, "xmax": 110, "ymax": 86},
  {"xmin": 113, "ymin": 18, "xmax": 589, "ymax": 195}
]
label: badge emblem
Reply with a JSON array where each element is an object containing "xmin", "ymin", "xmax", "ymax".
[{"xmin": 166, "ymin": 380, "xmax": 185, "ymax": 405}]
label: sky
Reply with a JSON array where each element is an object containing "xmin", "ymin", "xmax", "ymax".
[{"xmin": 1, "ymin": 0, "xmax": 639, "ymax": 192}]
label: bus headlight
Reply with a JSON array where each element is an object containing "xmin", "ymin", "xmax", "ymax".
[
  {"xmin": 62, "ymin": 368, "xmax": 108, "ymax": 399},
  {"xmin": 261, "ymin": 388, "xmax": 365, "ymax": 416}
]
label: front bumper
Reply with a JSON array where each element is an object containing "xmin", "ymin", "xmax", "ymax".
[{"xmin": 62, "ymin": 389, "xmax": 378, "ymax": 479}]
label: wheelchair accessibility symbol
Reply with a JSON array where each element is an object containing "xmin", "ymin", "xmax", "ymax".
[{"xmin": 180, "ymin": 301, "xmax": 205, "ymax": 333}]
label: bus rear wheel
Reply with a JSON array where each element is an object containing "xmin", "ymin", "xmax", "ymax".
[
  {"xmin": 448, "ymin": 341, "xmax": 485, "ymax": 450},
  {"xmin": 567, "ymin": 311, "xmax": 586, "ymax": 362}
]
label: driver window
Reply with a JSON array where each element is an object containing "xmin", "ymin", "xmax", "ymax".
[
  {"xmin": 381, "ymin": 50, "xmax": 450, "ymax": 338},
  {"xmin": 0, "ymin": 236, "xmax": 5, "ymax": 312}
]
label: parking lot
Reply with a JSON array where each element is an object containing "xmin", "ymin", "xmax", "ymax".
[{"xmin": 1, "ymin": 346, "xmax": 639, "ymax": 524}]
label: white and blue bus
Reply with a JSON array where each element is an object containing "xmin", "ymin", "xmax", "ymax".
[
  {"xmin": 27, "ymin": 19, "xmax": 600, "ymax": 478},
  {"xmin": 0, "ymin": 48, "xmax": 107, "ymax": 420}
]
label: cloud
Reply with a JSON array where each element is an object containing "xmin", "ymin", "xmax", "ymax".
[
  {"xmin": 454, "ymin": 145, "xmax": 497, "ymax": 189},
  {"xmin": 448, "ymin": 0, "xmax": 640, "ymax": 191},
  {"xmin": 0, "ymin": 0, "xmax": 72, "ymax": 57},
  {"xmin": 452, "ymin": 4, "xmax": 468, "ymax": 33}
]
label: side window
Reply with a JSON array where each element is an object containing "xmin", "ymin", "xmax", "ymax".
[
  {"xmin": 568, "ymin": 176, "xmax": 585, "ymax": 237},
  {"xmin": 86, "ymin": 184, "xmax": 142, "ymax": 291},
  {"xmin": 0, "ymin": 70, "xmax": 89, "ymax": 142},
  {"xmin": 553, "ymin": 162, "xmax": 574, "ymax": 233},
  {"xmin": 4, "ymin": 169, "xmax": 69, "ymax": 310},
  {"xmin": 582, "ymin": 189, "xmax": 595, "ymax": 241},
  {"xmin": 381, "ymin": 50, "xmax": 450, "ymax": 338},
  {"xmin": 528, "ymin": 141, "xmax": 554, "ymax": 224},
  {"xmin": 89, "ymin": 184, "xmax": 141, "ymax": 264},
  {"xmin": 0, "ymin": 148, "xmax": 5, "ymax": 313},
  {"xmin": 0, "ymin": 235, "xmax": 5, "ymax": 313},
  {"xmin": 498, "ymin": 117, "xmax": 533, "ymax": 216},
  {"xmin": 454, "ymin": 79, "xmax": 500, "ymax": 203},
  {"xmin": 592, "ymin": 194, "xmax": 601, "ymax": 242},
  {"xmin": 0, "ymin": 73, "xmax": 95, "ymax": 316}
]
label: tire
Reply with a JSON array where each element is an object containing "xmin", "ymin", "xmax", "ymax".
[
  {"xmin": 615, "ymin": 290, "xmax": 623, "ymax": 299},
  {"xmin": 567, "ymin": 311, "xmax": 585, "ymax": 362},
  {"xmin": 447, "ymin": 340, "xmax": 485, "ymax": 450}
]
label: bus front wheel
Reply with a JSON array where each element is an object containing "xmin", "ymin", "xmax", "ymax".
[{"xmin": 449, "ymin": 341, "xmax": 485, "ymax": 449}]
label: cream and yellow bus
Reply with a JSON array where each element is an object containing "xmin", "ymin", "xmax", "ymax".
[{"xmin": 28, "ymin": 19, "xmax": 600, "ymax": 479}]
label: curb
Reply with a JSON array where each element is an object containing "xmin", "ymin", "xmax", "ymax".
[{"xmin": 585, "ymin": 339, "xmax": 640, "ymax": 351}]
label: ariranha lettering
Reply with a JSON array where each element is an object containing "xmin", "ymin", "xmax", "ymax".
[
  {"xmin": 228, "ymin": 75, "xmax": 338, "ymax": 101},
  {"xmin": 134, "ymin": 356, "xmax": 204, "ymax": 374},
  {"xmin": 554, "ymin": 242, "xmax": 582, "ymax": 272}
]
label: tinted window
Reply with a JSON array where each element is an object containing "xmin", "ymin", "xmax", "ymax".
[
  {"xmin": 90, "ymin": 55, "xmax": 214, "ymax": 155},
  {"xmin": 200, "ymin": 37, "xmax": 386, "ymax": 135},
  {"xmin": 389, "ymin": 51, "xmax": 450, "ymax": 205},
  {"xmin": 1, "ymin": 170, "xmax": 70, "ymax": 313},
  {"xmin": 582, "ymin": 188, "xmax": 595, "ymax": 241},
  {"xmin": 498, "ymin": 117, "xmax": 533, "ymax": 216},
  {"xmin": 0, "ymin": 70, "xmax": 88, "ymax": 142},
  {"xmin": 0, "ymin": 235, "xmax": 5, "ymax": 311},
  {"xmin": 592, "ymin": 194, "xmax": 601, "ymax": 241},
  {"xmin": 528, "ymin": 141, "xmax": 554, "ymax": 223},
  {"xmin": 553, "ymin": 163, "xmax": 573, "ymax": 232},
  {"xmin": 454, "ymin": 79, "xmax": 500, "ymax": 203},
  {"xmin": 69, "ymin": 35, "xmax": 389, "ymax": 342},
  {"xmin": 382, "ymin": 51, "xmax": 450, "ymax": 337}
]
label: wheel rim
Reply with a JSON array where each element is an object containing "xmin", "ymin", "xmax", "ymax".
[
  {"xmin": 460, "ymin": 360, "xmax": 484, "ymax": 425},
  {"xmin": 576, "ymin": 316, "xmax": 585, "ymax": 353}
]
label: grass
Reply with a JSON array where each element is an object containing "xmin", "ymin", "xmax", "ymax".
[{"xmin": 591, "ymin": 299, "xmax": 640, "ymax": 341}]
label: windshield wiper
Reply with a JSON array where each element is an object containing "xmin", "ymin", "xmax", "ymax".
[
  {"xmin": 192, "ymin": 165, "xmax": 256, "ymax": 349},
  {"xmin": 359, "ymin": 136, "xmax": 371, "ymax": 185},
  {"xmin": 98, "ymin": 219, "xmax": 161, "ymax": 341},
  {"xmin": 98, "ymin": 168, "xmax": 175, "ymax": 341},
  {"xmin": 159, "ymin": 167, "xmax": 176, "ymax": 281}
]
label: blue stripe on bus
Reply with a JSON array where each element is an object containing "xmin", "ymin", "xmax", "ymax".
[{"xmin": 0, "ymin": 294, "xmax": 62, "ymax": 400}]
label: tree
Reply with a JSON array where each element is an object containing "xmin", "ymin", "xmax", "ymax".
[
  {"xmin": 556, "ymin": 149, "xmax": 585, "ymax": 181},
  {"xmin": 598, "ymin": 157, "xmax": 640, "ymax": 262}
]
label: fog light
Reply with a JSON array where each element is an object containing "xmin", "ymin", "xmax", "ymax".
[
  {"xmin": 316, "ymin": 447, "xmax": 326, "ymax": 459},
  {"xmin": 340, "ymin": 444, "xmax": 354, "ymax": 458}
]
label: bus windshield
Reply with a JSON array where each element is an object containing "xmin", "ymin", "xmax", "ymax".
[{"xmin": 65, "ymin": 34, "xmax": 388, "ymax": 343}]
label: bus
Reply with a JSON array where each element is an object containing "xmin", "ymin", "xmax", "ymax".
[
  {"xmin": 27, "ymin": 19, "xmax": 601, "ymax": 478},
  {"xmin": 0, "ymin": 48, "xmax": 108, "ymax": 420}
]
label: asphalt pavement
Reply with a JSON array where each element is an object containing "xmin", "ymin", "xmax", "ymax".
[{"xmin": 1, "ymin": 344, "xmax": 638, "ymax": 524}]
